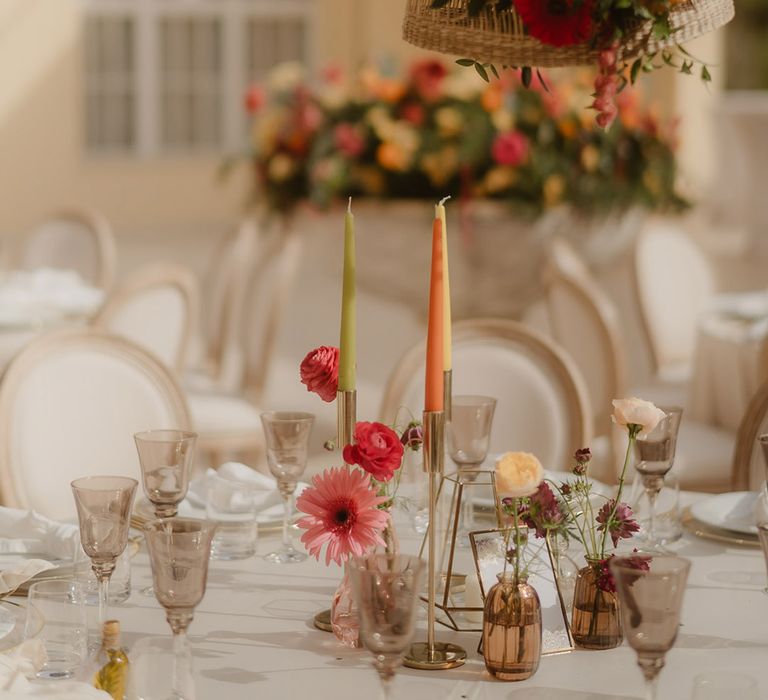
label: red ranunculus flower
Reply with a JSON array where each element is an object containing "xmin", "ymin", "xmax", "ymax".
[
  {"xmin": 343, "ymin": 421, "xmax": 404, "ymax": 482},
  {"xmin": 409, "ymin": 59, "xmax": 448, "ymax": 101},
  {"xmin": 300, "ymin": 346, "xmax": 339, "ymax": 402},
  {"xmin": 514, "ymin": 0, "xmax": 595, "ymax": 48}
]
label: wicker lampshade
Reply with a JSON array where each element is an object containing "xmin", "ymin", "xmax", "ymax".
[{"xmin": 403, "ymin": 0, "xmax": 734, "ymax": 68}]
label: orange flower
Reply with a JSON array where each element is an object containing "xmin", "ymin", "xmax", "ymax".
[
  {"xmin": 558, "ymin": 118, "xmax": 578, "ymax": 139},
  {"xmin": 375, "ymin": 78, "xmax": 406, "ymax": 104},
  {"xmin": 376, "ymin": 142, "xmax": 408, "ymax": 172},
  {"xmin": 481, "ymin": 85, "xmax": 503, "ymax": 112}
]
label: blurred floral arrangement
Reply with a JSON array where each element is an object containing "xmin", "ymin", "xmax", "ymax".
[{"xmin": 236, "ymin": 59, "xmax": 687, "ymax": 218}]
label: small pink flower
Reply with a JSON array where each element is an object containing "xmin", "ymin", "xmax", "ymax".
[
  {"xmin": 333, "ymin": 123, "xmax": 366, "ymax": 158},
  {"xmin": 599, "ymin": 45, "xmax": 618, "ymax": 71},
  {"xmin": 300, "ymin": 346, "xmax": 339, "ymax": 402},
  {"xmin": 491, "ymin": 131, "xmax": 530, "ymax": 167},
  {"xmin": 343, "ymin": 422, "xmax": 404, "ymax": 482},
  {"xmin": 322, "ymin": 63, "xmax": 344, "ymax": 85},
  {"xmin": 244, "ymin": 85, "xmax": 265, "ymax": 114},
  {"xmin": 400, "ymin": 102, "xmax": 426, "ymax": 126},
  {"xmin": 297, "ymin": 467, "xmax": 389, "ymax": 566}
]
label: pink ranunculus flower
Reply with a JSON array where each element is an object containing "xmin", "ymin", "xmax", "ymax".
[
  {"xmin": 299, "ymin": 346, "xmax": 339, "ymax": 402},
  {"xmin": 343, "ymin": 422, "xmax": 404, "ymax": 482},
  {"xmin": 611, "ymin": 397, "xmax": 666, "ymax": 438},
  {"xmin": 333, "ymin": 123, "xmax": 366, "ymax": 158},
  {"xmin": 491, "ymin": 131, "xmax": 530, "ymax": 167}
]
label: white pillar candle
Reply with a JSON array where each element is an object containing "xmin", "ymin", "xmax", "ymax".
[{"xmin": 464, "ymin": 571, "xmax": 484, "ymax": 625}]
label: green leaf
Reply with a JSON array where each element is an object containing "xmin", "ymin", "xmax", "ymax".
[
  {"xmin": 456, "ymin": 58, "xmax": 476, "ymax": 66},
  {"xmin": 630, "ymin": 58, "xmax": 642, "ymax": 84},
  {"xmin": 701, "ymin": 65, "xmax": 712, "ymax": 82},
  {"xmin": 489, "ymin": 63, "xmax": 500, "ymax": 79},
  {"xmin": 521, "ymin": 66, "xmax": 532, "ymax": 88},
  {"xmin": 474, "ymin": 62, "xmax": 490, "ymax": 82},
  {"xmin": 536, "ymin": 69, "xmax": 551, "ymax": 93},
  {"xmin": 680, "ymin": 60, "xmax": 693, "ymax": 75}
]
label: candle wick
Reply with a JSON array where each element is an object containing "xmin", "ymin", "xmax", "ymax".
[
  {"xmin": 438, "ymin": 195, "xmax": 451, "ymax": 206},
  {"xmin": 347, "ymin": 196, "xmax": 352, "ymax": 213}
]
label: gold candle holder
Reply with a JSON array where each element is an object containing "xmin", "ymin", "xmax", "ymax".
[
  {"xmin": 403, "ymin": 410, "xmax": 466, "ymax": 671},
  {"xmin": 314, "ymin": 388, "xmax": 358, "ymax": 634},
  {"xmin": 443, "ymin": 369, "xmax": 452, "ymax": 422}
]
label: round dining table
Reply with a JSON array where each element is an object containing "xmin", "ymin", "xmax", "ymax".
[{"xmin": 104, "ymin": 491, "xmax": 766, "ymax": 700}]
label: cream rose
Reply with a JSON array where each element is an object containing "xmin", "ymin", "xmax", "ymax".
[
  {"xmin": 611, "ymin": 397, "xmax": 666, "ymax": 438},
  {"xmin": 495, "ymin": 451, "xmax": 544, "ymax": 499}
]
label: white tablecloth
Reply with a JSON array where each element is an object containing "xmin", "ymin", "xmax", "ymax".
[
  {"xmin": 65, "ymin": 494, "xmax": 767, "ymax": 700},
  {"xmin": 689, "ymin": 291, "xmax": 768, "ymax": 431}
]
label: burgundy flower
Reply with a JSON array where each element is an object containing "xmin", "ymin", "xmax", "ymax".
[
  {"xmin": 343, "ymin": 422, "xmax": 404, "ymax": 482},
  {"xmin": 299, "ymin": 346, "xmax": 339, "ymax": 402},
  {"xmin": 596, "ymin": 551, "xmax": 651, "ymax": 594},
  {"xmin": 525, "ymin": 482, "xmax": 565, "ymax": 538},
  {"xmin": 573, "ymin": 447, "xmax": 591, "ymax": 476},
  {"xmin": 596, "ymin": 500, "xmax": 640, "ymax": 548},
  {"xmin": 400, "ymin": 422, "xmax": 423, "ymax": 451},
  {"xmin": 491, "ymin": 131, "xmax": 529, "ymax": 167},
  {"xmin": 400, "ymin": 102, "xmax": 426, "ymax": 126}
]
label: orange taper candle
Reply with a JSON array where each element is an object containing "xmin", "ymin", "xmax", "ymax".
[{"xmin": 424, "ymin": 217, "xmax": 444, "ymax": 412}]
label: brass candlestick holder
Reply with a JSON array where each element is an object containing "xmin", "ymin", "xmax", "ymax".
[
  {"xmin": 313, "ymin": 388, "xmax": 357, "ymax": 634},
  {"xmin": 403, "ymin": 410, "xmax": 466, "ymax": 670},
  {"xmin": 443, "ymin": 369, "xmax": 452, "ymax": 422}
]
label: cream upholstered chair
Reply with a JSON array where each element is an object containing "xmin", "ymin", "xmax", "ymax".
[
  {"xmin": 732, "ymin": 379, "xmax": 768, "ymax": 491},
  {"xmin": 16, "ymin": 208, "xmax": 117, "ymax": 291},
  {"xmin": 632, "ymin": 218, "xmax": 716, "ymax": 381},
  {"xmin": 92, "ymin": 263, "xmax": 199, "ymax": 375},
  {"xmin": 192, "ymin": 219, "xmax": 260, "ymax": 392},
  {"xmin": 544, "ymin": 238, "xmax": 733, "ymax": 490},
  {"xmin": 0, "ymin": 329, "xmax": 191, "ymax": 520},
  {"xmin": 379, "ymin": 318, "xmax": 593, "ymax": 472},
  {"xmin": 188, "ymin": 227, "xmax": 303, "ymax": 464}
]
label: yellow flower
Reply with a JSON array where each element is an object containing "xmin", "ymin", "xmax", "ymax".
[
  {"xmin": 434, "ymin": 107, "xmax": 464, "ymax": 137},
  {"xmin": 420, "ymin": 147, "xmax": 459, "ymax": 186},
  {"xmin": 377, "ymin": 142, "xmax": 409, "ymax": 172},
  {"xmin": 483, "ymin": 166, "xmax": 517, "ymax": 193},
  {"xmin": 581, "ymin": 145, "xmax": 600, "ymax": 173},
  {"xmin": 543, "ymin": 174, "xmax": 566, "ymax": 207},
  {"xmin": 495, "ymin": 452, "xmax": 544, "ymax": 498},
  {"xmin": 491, "ymin": 109, "xmax": 515, "ymax": 133},
  {"xmin": 557, "ymin": 118, "xmax": 578, "ymax": 140},
  {"xmin": 268, "ymin": 153, "xmax": 295, "ymax": 182}
]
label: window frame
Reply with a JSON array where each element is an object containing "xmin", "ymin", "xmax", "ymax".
[{"xmin": 82, "ymin": 0, "xmax": 317, "ymax": 158}]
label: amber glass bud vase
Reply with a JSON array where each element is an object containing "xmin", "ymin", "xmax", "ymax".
[
  {"xmin": 571, "ymin": 558, "xmax": 623, "ymax": 650},
  {"xmin": 482, "ymin": 572, "xmax": 542, "ymax": 681}
]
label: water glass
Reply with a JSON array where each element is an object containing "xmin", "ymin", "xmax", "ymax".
[
  {"xmin": 691, "ymin": 672, "xmax": 759, "ymax": 700},
  {"xmin": 629, "ymin": 472, "xmax": 683, "ymax": 545},
  {"xmin": 206, "ymin": 473, "xmax": 259, "ymax": 560},
  {"xmin": 25, "ymin": 579, "xmax": 88, "ymax": 680}
]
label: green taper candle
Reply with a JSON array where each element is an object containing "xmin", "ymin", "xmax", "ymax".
[{"xmin": 338, "ymin": 197, "xmax": 356, "ymax": 391}]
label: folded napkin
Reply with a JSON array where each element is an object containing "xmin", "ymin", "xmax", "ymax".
[
  {"xmin": 0, "ymin": 640, "xmax": 110, "ymax": 698},
  {"xmin": 187, "ymin": 462, "xmax": 309, "ymax": 519},
  {"xmin": 0, "ymin": 510, "xmax": 79, "ymax": 561}
]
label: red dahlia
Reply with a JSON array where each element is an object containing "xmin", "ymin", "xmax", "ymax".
[{"xmin": 514, "ymin": 0, "xmax": 595, "ymax": 48}]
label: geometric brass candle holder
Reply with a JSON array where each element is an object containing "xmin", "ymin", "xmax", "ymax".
[
  {"xmin": 403, "ymin": 410, "xmax": 467, "ymax": 670},
  {"xmin": 425, "ymin": 468, "xmax": 502, "ymax": 632}
]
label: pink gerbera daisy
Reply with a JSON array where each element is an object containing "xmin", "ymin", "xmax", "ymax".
[{"xmin": 296, "ymin": 467, "xmax": 389, "ymax": 566}]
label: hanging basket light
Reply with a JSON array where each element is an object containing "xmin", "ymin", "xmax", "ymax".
[{"xmin": 402, "ymin": 0, "xmax": 734, "ymax": 69}]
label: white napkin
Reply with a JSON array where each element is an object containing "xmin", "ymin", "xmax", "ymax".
[
  {"xmin": 0, "ymin": 639, "xmax": 110, "ymax": 698},
  {"xmin": 0, "ymin": 509, "xmax": 79, "ymax": 561},
  {"xmin": 187, "ymin": 462, "xmax": 309, "ymax": 520}
]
